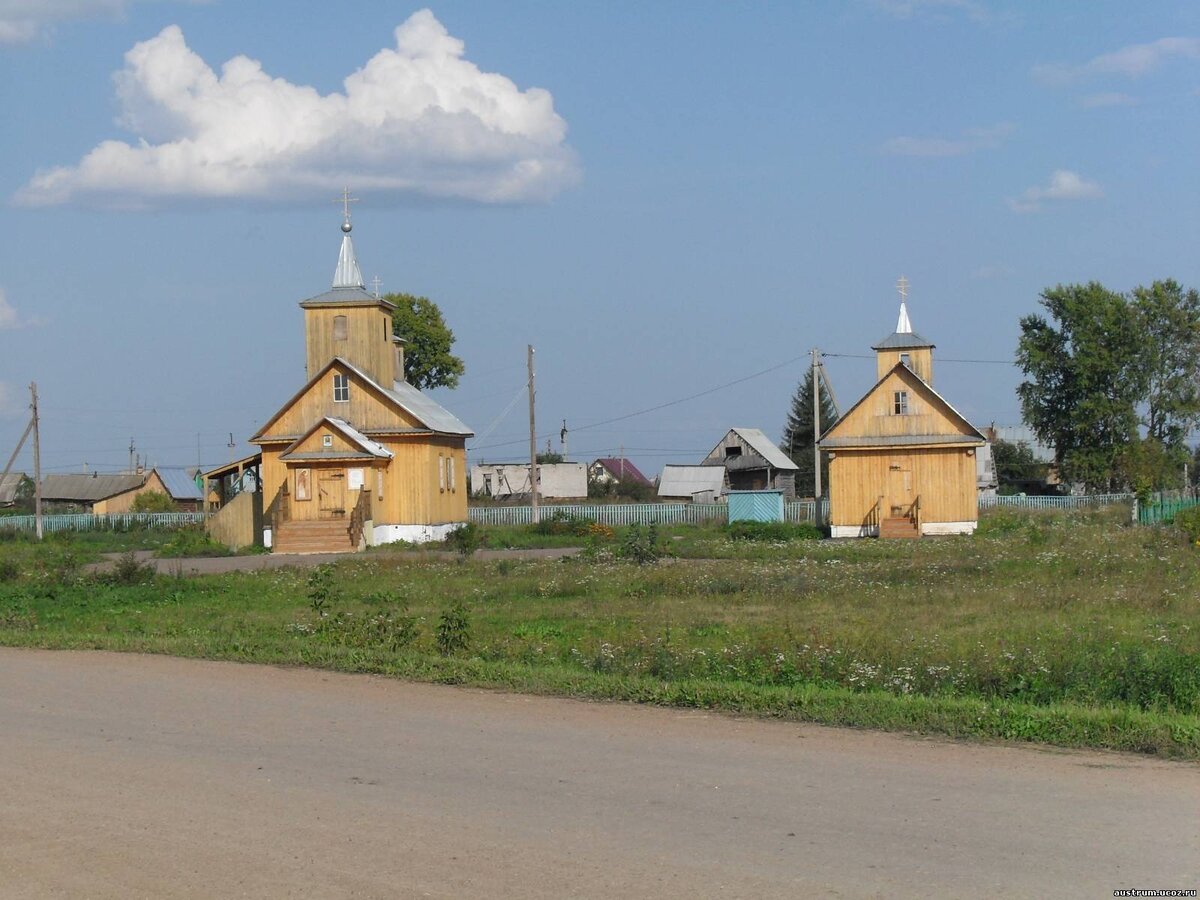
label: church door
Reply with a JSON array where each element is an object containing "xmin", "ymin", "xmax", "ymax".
[
  {"xmin": 318, "ymin": 471, "xmax": 346, "ymax": 519},
  {"xmin": 887, "ymin": 460, "xmax": 913, "ymax": 518}
]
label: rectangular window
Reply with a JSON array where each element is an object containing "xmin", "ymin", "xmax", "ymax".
[
  {"xmin": 438, "ymin": 455, "xmax": 446, "ymax": 492},
  {"xmin": 333, "ymin": 373, "xmax": 349, "ymax": 402},
  {"xmin": 900, "ymin": 353, "xmax": 911, "ymax": 367},
  {"xmin": 448, "ymin": 456, "xmax": 456, "ymax": 492},
  {"xmin": 893, "ymin": 390, "xmax": 909, "ymax": 415},
  {"xmin": 333, "ymin": 315, "xmax": 347, "ymax": 341}
]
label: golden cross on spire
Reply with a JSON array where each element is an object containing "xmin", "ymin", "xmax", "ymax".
[{"xmin": 896, "ymin": 275, "xmax": 909, "ymax": 303}]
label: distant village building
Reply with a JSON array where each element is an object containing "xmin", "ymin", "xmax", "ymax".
[
  {"xmin": 470, "ymin": 463, "xmax": 587, "ymax": 500},
  {"xmin": 658, "ymin": 464, "xmax": 727, "ymax": 502},
  {"xmin": 0, "ymin": 472, "xmax": 28, "ymax": 508},
  {"xmin": 39, "ymin": 467, "xmax": 203, "ymax": 513},
  {"xmin": 818, "ymin": 288, "xmax": 986, "ymax": 538},
  {"xmin": 249, "ymin": 207, "xmax": 472, "ymax": 552},
  {"xmin": 588, "ymin": 457, "xmax": 653, "ymax": 488},
  {"xmin": 701, "ymin": 428, "xmax": 799, "ymax": 498}
]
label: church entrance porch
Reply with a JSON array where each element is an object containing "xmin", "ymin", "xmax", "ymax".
[{"xmin": 317, "ymin": 471, "xmax": 347, "ymax": 519}]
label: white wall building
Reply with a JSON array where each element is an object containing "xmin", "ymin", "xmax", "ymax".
[{"xmin": 470, "ymin": 463, "xmax": 588, "ymax": 500}]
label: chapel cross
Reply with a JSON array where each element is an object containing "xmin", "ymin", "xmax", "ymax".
[
  {"xmin": 897, "ymin": 275, "xmax": 909, "ymax": 304},
  {"xmin": 337, "ymin": 186, "xmax": 360, "ymax": 224},
  {"xmin": 370, "ymin": 276, "xmax": 382, "ymax": 298}
]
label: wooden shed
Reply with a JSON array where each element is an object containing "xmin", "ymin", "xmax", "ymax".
[
  {"xmin": 818, "ymin": 298, "xmax": 985, "ymax": 538},
  {"xmin": 249, "ymin": 212, "xmax": 472, "ymax": 553},
  {"xmin": 702, "ymin": 428, "xmax": 799, "ymax": 498}
]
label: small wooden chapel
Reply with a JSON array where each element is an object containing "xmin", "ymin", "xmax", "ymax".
[
  {"xmin": 250, "ymin": 202, "xmax": 473, "ymax": 552},
  {"xmin": 818, "ymin": 280, "xmax": 985, "ymax": 538}
]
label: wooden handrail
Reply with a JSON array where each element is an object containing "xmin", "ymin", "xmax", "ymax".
[{"xmin": 348, "ymin": 486, "xmax": 371, "ymax": 550}]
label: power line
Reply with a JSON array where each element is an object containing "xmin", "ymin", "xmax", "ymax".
[{"xmin": 822, "ymin": 352, "xmax": 1016, "ymax": 365}]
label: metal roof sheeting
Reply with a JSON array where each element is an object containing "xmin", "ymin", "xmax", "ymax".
[
  {"xmin": 871, "ymin": 330, "xmax": 935, "ymax": 350},
  {"xmin": 324, "ymin": 418, "xmax": 393, "ymax": 458},
  {"xmin": 727, "ymin": 428, "xmax": 799, "ymax": 471},
  {"xmin": 658, "ymin": 465, "xmax": 726, "ymax": 499},
  {"xmin": 154, "ymin": 467, "xmax": 204, "ymax": 501}
]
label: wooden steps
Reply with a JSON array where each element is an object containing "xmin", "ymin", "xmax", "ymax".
[
  {"xmin": 879, "ymin": 517, "xmax": 920, "ymax": 540},
  {"xmin": 273, "ymin": 518, "xmax": 355, "ymax": 554}
]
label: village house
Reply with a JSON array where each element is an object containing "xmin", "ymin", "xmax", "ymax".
[
  {"xmin": 249, "ymin": 207, "xmax": 472, "ymax": 552},
  {"xmin": 588, "ymin": 457, "xmax": 653, "ymax": 488},
  {"xmin": 38, "ymin": 467, "xmax": 202, "ymax": 514},
  {"xmin": 701, "ymin": 427, "xmax": 799, "ymax": 498},
  {"xmin": 0, "ymin": 472, "xmax": 28, "ymax": 508},
  {"xmin": 818, "ymin": 289, "xmax": 986, "ymax": 538}
]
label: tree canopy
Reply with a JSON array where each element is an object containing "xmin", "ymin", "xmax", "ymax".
[
  {"xmin": 1016, "ymin": 280, "xmax": 1200, "ymax": 492},
  {"xmin": 781, "ymin": 366, "xmax": 840, "ymax": 498},
  {"xmin": 385, "ymin": 292, "xmax": 466, "ymax": 391}
]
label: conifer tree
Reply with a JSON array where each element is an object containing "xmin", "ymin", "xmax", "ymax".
[{"xmin": 781, "ymin": 367, "xmax": 839, "ymax": 498}]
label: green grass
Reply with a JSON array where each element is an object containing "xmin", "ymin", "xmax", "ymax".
[{"xmin": 1, "ymin": 505, "xmax": 1197, "ymax": 758}]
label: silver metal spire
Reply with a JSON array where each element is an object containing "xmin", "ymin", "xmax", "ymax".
[
  {"xmin": 895, "ymin": 275, "xmax": 913, "ymax": 333},
  {"xmin": 332, "ymin": 187, "xmax": 364, "ymax": 289}
]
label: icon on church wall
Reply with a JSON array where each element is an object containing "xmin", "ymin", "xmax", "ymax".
[{"xmin": 295, "ymin": 468, "xmax": 312, "ymax": 501}]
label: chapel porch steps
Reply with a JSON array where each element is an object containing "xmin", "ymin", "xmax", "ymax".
[
  {"xmin": 879, "ymin": 516, "xmax": 920, "ymax": 540},
  {"xmin": 273, "ymin": 518, "xmax": 356, "ymax": 554}
]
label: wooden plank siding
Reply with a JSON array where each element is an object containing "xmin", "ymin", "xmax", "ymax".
[
  {"xmin": 259, "ymin": 363, "xmax": 425, "ymax": 439},
  {"xmin": 827, "ymin": 366, "xmax": 978, "ymax": 444},
  {"xmin": 827, "ymin": 446, "xmax": 978, "ymax": 528},
  {"xmin": 875, "ymin": 346, "xmax": 933, "ymax": 383},
  {"xmin": 304, "ymin": 305, "xmax": 397, "ymax": 386},
  {"xmin": 93, "ymin": 470, "xmax": 171, "ymax": 515}
]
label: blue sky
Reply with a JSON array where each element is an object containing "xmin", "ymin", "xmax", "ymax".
[{"xmin": 2, "ymin": 1, "xmax": 1199, "ymax": 478}]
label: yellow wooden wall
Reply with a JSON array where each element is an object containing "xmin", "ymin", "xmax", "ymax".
[
  {"xmin": 304, "ymin": 304, "xmax": 396, "ymax": 386},
  {"xmin": 261, "ymin": 437, "xmax": 468, "ymax": 528},
  {"xmin": 261, "ymin": 365, "xmax": 423, "ymax": 438},
  {"xmin": 828, "ymin": 367, "xmax": 976, "ymax": 443},
  {"xmin": 828, "ymin": 446, "xmax": 978, "ymax": 527},
  {"xmin": 875, "ymin": 346, "xmax": 933, "ymax": 384}
]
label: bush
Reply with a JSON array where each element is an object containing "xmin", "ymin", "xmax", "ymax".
[
  {"xmin": 1174, "ymin": 506, "xmax": 1200, "ymax": 543},
  {"xmin": 157, "ymin": 525, "xmax": 231, "ymax": 558},
  {"xmin": 307, "ymin": 564, "xmax": 337, "ymax": 614},
  {"xmin": 726, "ymin": 521, "xmax": 823, "ymax": 542},
  {"xmin": 619, "ymin": 523, "xmax": 661, "ymax": 565},
  {"xmin": 436, "ymin": 601, "xmax": 471, "ymax": 655},
  {"xmin": 446, "ymin": 522, "xmax": 483, "ymax": 559},
  {"xmin": 0, "ymin": 559, "xmax": 19, "ymax": 582},
  {"xmin": 108, "ymin": 551, "xmax": 154, "ymax": 586},
  {"xmin": 534, "ymin": 510, "xmax": 595, "ymax": 536},
  {"xmin": 131, "ymin": 491, "xmax": 176, "ymax": 513}
]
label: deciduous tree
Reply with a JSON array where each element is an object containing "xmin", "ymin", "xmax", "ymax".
[{"xmin": 385, "ymin": 292, "xmax": 465, "ymax": 390}]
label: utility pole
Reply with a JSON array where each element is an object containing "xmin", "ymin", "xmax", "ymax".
[
  {"xmin": 560, "ymin": 419, "xmax": 568, "ymax": 460},
  {"xmin": 30, "ymin": 383, "xmax": 42, "ymax": 540},
  {"xmin": 527, "ymin": 345, "xmax": 539, "ymax": 523},
  {"xmin": 228, "ymin": 432, "xmax": 236, "ymax": 465},
  {"xmin": 128, "ymin": 438, "xmax": 135, "ymax": 474},
  {"xmin": 619, "ymin": 444, "xmax": 625, "ymax": 479},
  {"xmin": 812, "ymin": 348, "xmax": 822, "ymax": 514}
]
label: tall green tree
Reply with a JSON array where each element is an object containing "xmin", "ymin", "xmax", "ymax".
[
  {"xmin": 781, "ymin": 367, "xmax": 840, "ymax": 498},
  {"xmin": 1131, "ymin": 279, "xmax": 1200, "ymax": 450},
  {"xmin": 1016, "ymin": 282, "xmax": 1146, "ymax": 491},
  {"xmin": 385, "ymin": 292, "xmax": 466, "ymax": 390}
]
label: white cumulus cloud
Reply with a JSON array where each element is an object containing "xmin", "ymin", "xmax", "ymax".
[
  {"xmin": 0, "ymin": 288, "xmax": 21, "ymax": 329},
  {"xmin": 1007, "ymin": 170, "xmax": 1103, "ymax": 213},
  {"xmin": 1033, "ymin": 37, "xmax": 1200, "ymax": 85},
  {"xmin": 881, "ymin": 122, "xmax": 1014, "ymax": 157},
  {"xmin": 15, "ymin": 10, "xmax": 579, "ymax": 209}
]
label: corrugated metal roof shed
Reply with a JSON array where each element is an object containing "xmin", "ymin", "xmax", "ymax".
[
  {"xmin": 658, "ymin": 465, "xmax": 726, "ymax": 499},
  {"xmin": 0, "ymin": 472, "xmax": 27, "ymax": 505},
  {"xmin": 41, "ymin": 473, "xmax": 146, "ymax": 502},
  {"xmin": 727, "ymin": 428, "xmax": 799, "ymax": 471},
  {"xmin": 154, "ymin": 467, "xmax": 204, "ymax": 501}
]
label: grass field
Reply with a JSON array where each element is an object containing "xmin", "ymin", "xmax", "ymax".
[{"xmin": 1, "ymin": 505, "xmax": 1198, "ymax": 758}]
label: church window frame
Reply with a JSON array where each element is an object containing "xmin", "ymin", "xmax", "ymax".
[
  {"xmin": 333, "ymin": 374, "xmax": 350, "ymax": 403},
  {"xmin": 893, "ymin": 390, "xmax": 909, "ymax": 415},
  {"xmin": 333, "ymin": 315, "xmax": 348, "ymax": 341}
]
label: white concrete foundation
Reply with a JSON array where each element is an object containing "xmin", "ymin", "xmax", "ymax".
[
  {"xmin": 262, "ymin": 527, "xmax": 272, "ymax": 549},
  {"xmin": 372, "ymin": 522, "xmax": 463, "ymax": 545},
  {"xmin": 831, "ymin": 525, "xmax": 879, "ymax": 539},
  {"xmin": 920, "ymin": 521, "xmax": 977, "ymax": 536}
]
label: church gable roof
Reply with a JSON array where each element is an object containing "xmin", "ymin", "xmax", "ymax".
[
  {"xmin": 819, "ymin": 362, "xmax": 984, "ymax": 449},
  {"xmin": 280, "ymin": 417, "xmax": 395, "ymax": 461},
  {"xmin": 251, "ymin": 357, "xmax": 471, "ymax": 443}
]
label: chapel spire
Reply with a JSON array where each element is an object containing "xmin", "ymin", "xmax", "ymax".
[
  {"xmin": 332, "ymin": 187, "xmax": 365, "ymax": 289},
  {"xmin": 871, "ymin": 275, "xmax": 936, "ymax": 384},
  {"xmin": 895, "ymin": 275, "xmax": 913, "ymax": 333}
]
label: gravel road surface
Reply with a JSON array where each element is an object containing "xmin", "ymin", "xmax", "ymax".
[{"xmin": 0, "ymin": 648, "xmax": 1196, "ymax": 898}]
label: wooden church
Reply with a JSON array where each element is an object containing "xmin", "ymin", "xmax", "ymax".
[
  {"xmin": 818, "ymin": 282, "xmax": 985, "ymax": 538},
  {"xmin": 250, "ymin": 206, "xmax": 472, "ymax": 552}
]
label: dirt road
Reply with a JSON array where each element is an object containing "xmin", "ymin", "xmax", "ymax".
[{"xmin": 0, "ymin": 648, "xmax": 1196, "ymax": 898}]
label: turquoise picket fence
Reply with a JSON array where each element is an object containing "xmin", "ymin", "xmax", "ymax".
[
  {"xmin": 0, "ymin": 512, "xmax": 209, "ymax": 533},
  {"xmin": 979, "ymin": 493, "xmax": 1132, "ymax": 510},
  {"xmin": 1137, "ymin": 497, "xmax": 1200, "ymax": 526}
]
